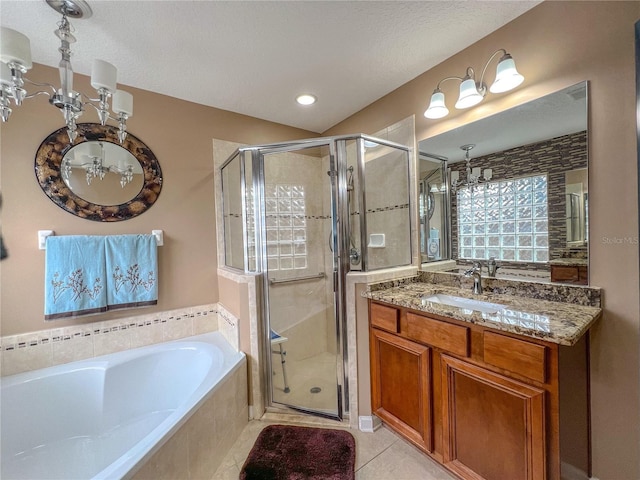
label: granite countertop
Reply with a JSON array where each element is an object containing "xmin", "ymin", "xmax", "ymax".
[{"xmin": 363, "ymin": 282, "xmax": 602, "ymax": 346}]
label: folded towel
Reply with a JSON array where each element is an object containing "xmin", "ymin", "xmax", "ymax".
[
  {"xmin": 105, "ymin": 234, "xmax": 158, "ymax": 310},
  {"xmin": 44, "ymin": 235, "xmax": 107, "ymax": 320}
]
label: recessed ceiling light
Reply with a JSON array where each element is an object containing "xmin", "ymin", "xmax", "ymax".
[{"xmin": 296, "ymin": 94, "xmax": 317, "ymax": 106}]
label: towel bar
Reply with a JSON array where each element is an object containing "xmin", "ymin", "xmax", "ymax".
[
  {"xmin": 268, "ymin": 272, "xmax": 325, "ymax": 285},
  {"xmin": 38, "ymin": 230, "xmax": 164, "ymax": 250}
]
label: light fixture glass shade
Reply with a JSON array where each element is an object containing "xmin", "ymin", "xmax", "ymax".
[
  {"xmin": 91, "ymin": 59, "xmax": 117, "ymax": 93},
  {"xmin": 0, "ymin": 27, "xmax": 32, "ymax": 69},
  {"xmin": 489, "ymin": 54, "xmax": 524, "ymax": 93},
  {"xmin": 113, "ymin": 90, "xmax": 133, "ymax": 116},
  {"xmin": 455, "ymin": 78, "xmax": 483, "ymax": 109},
  {"xmin": 0, "ymin": 62, "xmax": 12, "ymax": 86},
  {"xmin": 424, "ymin": 90, "xmax": 449, "ymax": 119}
]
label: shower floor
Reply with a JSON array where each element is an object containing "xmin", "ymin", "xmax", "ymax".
[{"xmin": 271, "ymin": 351, "xmax": 339, "ymax": 414}]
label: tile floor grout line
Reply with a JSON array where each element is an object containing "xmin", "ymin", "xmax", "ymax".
[{"xmin": 354, "ymin": 433, "xmax": 400, "ymax": 473}]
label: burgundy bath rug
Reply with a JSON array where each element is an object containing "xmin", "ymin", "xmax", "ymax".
[{"xmin": 239, "ymin": 424, "xmax": 356, "ymax": 479}]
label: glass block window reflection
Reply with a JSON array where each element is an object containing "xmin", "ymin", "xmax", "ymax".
[
  {"xmin": 457, "ymin": 175, "xmax": 549, "ymax": 263},
  {"xmin": 263, "ymin": 184, "xmax": 307, "ymax": 271}
]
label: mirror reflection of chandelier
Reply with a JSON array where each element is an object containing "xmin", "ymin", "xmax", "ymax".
[
  {"xmin": 62, "ymin": 142, "xmax": 135, "ymax": 188},
  {"xmin": 0, "ymin": 0, "xmax": 133, "ymax": 144},
  {"xmin": 450, "ymin": 144, "xmax": 493, "ymax": 193}
]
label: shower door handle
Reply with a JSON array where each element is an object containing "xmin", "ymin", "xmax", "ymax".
[{"xmin": 333, "ymin": 270, "xmax": 338, "ymax": 292}]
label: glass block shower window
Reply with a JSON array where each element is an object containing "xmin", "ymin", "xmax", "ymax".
[
  {"xmin": 263, "ymin": 184, "xmax": 307, "ymax": 271},
  {"xmin": 457, "ymin": 175, "xmax": 549, "ymax": 263}
]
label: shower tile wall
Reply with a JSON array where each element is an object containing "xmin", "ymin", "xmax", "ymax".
[
  {"xmin": 451, "ymin": 131, "xmax": 587, "ymax": 267},
  {"xmin": 364, "ymin": 147, "xmax": 412, "ymax": 270}
]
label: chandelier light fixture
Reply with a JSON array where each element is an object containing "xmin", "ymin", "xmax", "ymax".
[
  {"xmin": 424, "ymin": 49, "xmax": 524, "ymax": 120},
  {"xmin": 61, "ymin": 142, "xmax": 135, "ymax": 188},
  {"xmin": 450, "ymin": 144, "xmax": 492, "ymax": 193},
  {"xmin": 0, "ymin": 0, "xmax": 133, "ymax": 143}
]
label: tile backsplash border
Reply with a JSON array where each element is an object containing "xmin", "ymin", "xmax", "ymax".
[{"xmin": 1, "ymin": 303, "xmax": 219, "ymax": 377}]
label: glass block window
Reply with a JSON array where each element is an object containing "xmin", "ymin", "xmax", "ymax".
[
  {"xmin": 263, "ymin": 184, "xmax": 307, "ymax": 271},
  {"xmin": 457, "ymin": 175, "xmax": 548, "ymax": 263}
]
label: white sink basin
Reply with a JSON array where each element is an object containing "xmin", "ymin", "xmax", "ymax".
[{"xmin": 422, "ymin": 294, "xmax": 505, "ymax": 314}]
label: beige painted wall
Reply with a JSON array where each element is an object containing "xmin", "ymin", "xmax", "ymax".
[
  {"xmin": 326, "ymin": 2, "xmax": 640, "ymax": 478},
  {"xmin": 0, "ymin": 63, "xmax": 313, "ymax": 337}
]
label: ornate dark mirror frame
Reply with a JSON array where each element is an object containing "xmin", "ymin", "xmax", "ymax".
[{"xmin": 35, "ymin": 123, "xmax": 162, "ymax": 221}]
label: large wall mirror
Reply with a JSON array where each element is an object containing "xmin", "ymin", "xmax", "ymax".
[
  {"xmin": 35, "ymin": 123, "xmax": 162, "ymax": 221},
  {"xmin": 419, "ymin": 81, "xmax": 589, "ymax": 284}
]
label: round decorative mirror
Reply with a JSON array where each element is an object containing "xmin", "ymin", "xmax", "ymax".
[{"xmin": 35, "ymin": 123, "xmax": 162, "ymax": 221}]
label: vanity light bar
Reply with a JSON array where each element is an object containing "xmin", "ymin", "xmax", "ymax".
[{"xmin": 38, "ymin": 230, "xmax": 164, "ymax": 250}]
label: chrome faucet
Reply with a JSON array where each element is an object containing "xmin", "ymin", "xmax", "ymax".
[
  {"xmin": 487, "ymin": 257, "xmax": 500, "ymax": 277},
  {"xmin": 464, "ymin": 261, "xmax": 483, "ymax": 294}
]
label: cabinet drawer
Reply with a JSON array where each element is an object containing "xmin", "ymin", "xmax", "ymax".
[
  {"xmin": 406, "ymin": 313, "xmax": 469, "ymax": 357},
  {"xmin": 370, "ymin": 303, "xmax": 400, "ymax": 333},
  {"xmin": 483, "ymin": 331, "xmax": 547, "ymax": 383}
]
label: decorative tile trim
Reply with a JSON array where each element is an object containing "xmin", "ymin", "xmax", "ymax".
[
  {"xmin": 217, "ymin": 304, "xmax": 240, "ymax": 351},
  {"xmin": 1, "ymin": 304, "xmax": 219, "ymax": 376}
]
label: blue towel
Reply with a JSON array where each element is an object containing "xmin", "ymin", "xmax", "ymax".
[
  {"xmin": 105, "ymin": 234, "xmax": 158, "ymax": 310},
  {"xmin": 44, "ymin": 236, "xmax": 107, "ymax": 320}
]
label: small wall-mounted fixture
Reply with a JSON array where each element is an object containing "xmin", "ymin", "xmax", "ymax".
[
  {"xmin": 424, "ymin": 49, "xmax": 524, "ymax": 119},
  {"xmin": 0, "ymin": 0, "xmax": 133, "ymax": 143},
  {"xmin": 450, "ymin": 144, "xmax": 492, "ymax": 193}
]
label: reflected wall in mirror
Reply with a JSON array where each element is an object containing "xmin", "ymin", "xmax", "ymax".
[
  {"xmin": 35, "ymin": 123, "xmax": 162, "ymax": 222},
  {"xmin": 418, "ymin": 82, "xmax": 589, "ymax": 282}
]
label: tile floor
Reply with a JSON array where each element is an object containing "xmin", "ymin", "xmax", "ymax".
[
  {"xmin": 211, "ymin": 417, "xmax": 457, "ymax": 479},
  {"xmin": 271, "ymin": 351, "xmax": 338, "ymax": 413}
]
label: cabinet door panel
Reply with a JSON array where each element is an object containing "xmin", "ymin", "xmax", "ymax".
[
  {"xmin": 370, "ymin": 328, "xmax": 432, "ymax": 452},
  {"xmin": 442, "ymin": 355, "xmax": 546, "ymax": 480}
]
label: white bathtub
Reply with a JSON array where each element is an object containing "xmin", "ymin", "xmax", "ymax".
[{"xmin": 1, "ymin": 332, "xmax": 246, "ymax": 480}]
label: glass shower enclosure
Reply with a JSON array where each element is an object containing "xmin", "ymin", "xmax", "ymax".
[{"xmin": 221, "ymin": 134, "xmax": 411, "ymax": 421}]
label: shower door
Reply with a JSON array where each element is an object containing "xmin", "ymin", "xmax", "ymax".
[{"xmin": 258, "ymin": 141, "xmax": 347, "ymax": 420}]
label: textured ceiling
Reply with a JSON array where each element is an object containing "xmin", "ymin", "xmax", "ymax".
[{"xmin": 0, "ymin": 0, "xmax": 541, "ymax": 133}]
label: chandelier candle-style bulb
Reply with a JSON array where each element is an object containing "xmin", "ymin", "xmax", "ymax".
[
  {"xmin": 91, "ymin": 60, "xmax": 117, "ymax": 93},
  {"xmin": 0, "ymin": 62, "xmax": 12, "ymax": 85},
  {"xmin": 0, "ymin": 27, "xmax": 33, "ymax": 70},
  {"xmin": 113, "ymin": 90, "xmax": 133, "ymax": 116}
]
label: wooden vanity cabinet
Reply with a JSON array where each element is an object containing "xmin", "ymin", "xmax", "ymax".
[{"xmin": 369, "ymin": 300, "xmax": 574, "ymax": 480}]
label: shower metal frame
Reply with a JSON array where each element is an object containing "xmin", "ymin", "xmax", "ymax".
[{"xmin": 220, "ymin": 133, "xmax": 412, "ymax": 421}]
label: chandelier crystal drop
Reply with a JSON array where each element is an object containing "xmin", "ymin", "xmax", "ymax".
[{"xmin": 0, "ymin": 0, "xmax": 133, "ymax": 143}]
